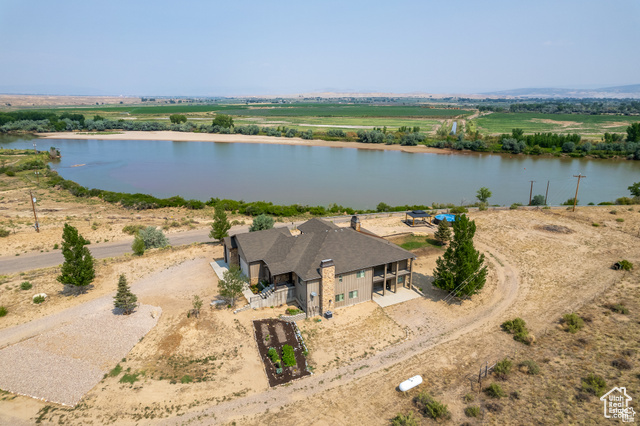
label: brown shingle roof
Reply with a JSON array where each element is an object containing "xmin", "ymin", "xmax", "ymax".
[{"xmin": 234, "ymin": 219, "xmax": 415, "ymax": 281}]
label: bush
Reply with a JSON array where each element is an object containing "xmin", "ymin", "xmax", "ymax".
[
  {"xmin": 108, "ymin": 364, "xmax": 122, "ymax": 377},
  {"xmin": 618, "ymin": 260, "xmax": 633, "ymax": 271},
  {"xmin": 493, "ymin": 358, "xmax": 512, "ymax": 379},
  {"xmin": 510, "ymin": 203, "xmax": 521, "ymax": 210},
  {"xmin": 485, "ymin": 402, "xmax": 503, "ymax": 413},
  {"xmin": 391, "ymin": 412, "xmax": 418, "ymax": 426},
  {"xmin": 0, "ymin": 306, "xmax": 6, "ymax": 317},
  {"xmin": 501, "ymin": 318, "xmax": 526, "ymax": 334},
  {"xmin": 122, "ymin": 224, "xmax": 145, "ymax": 235},
  {"xmin": 119, "ymin": 372, "xmax": 140, "ymax": 384},
  {"xmin": 20, "ymin": 281, "xmax": 32, "ymax": 290},
  {"xmin": 414, "ymin": 392, "xmax": 450, "ymax": 420},
  {"xmin": 449, "ymin": 206, "xmax": 468, "ymax": 214},
  {"xmin": 562, "ymin": 313, "xmax": 584, "ymax": 333},
  {"xmin": 33, "ymin": 295, "xmax": 45, "ymax": 304},
  {"xmin": 180, "ymin": 375, "xmax": 193, "ymax": 383},
  {"xmin": 138, "ymin": 226, "xmax": 169, "ymax": 249},
  {"xmin": 0, "ymin": 228, "xmax": 9, "ymax": 237},
  {"xmin": 612, "ymin": 358, "xmax": 633, "ymax": 370},
  {"xmin": 609, "ymin": 303, "xmax": 629, "ymax": 314},
  {"xmin": 616, "ymin": 218, "xmax": 625, "ymax": 222},
  {"xmin": 485, "ymin": 383, "xmax": 506, "ymax": 398},
  {"xmin": 519, "ymin": 360, "xmax": 540, "ymax": 375},
  {"xmin": 285, "ymin": 307, "xmax": 302, "ymax": 316},
  {"xmin": 582, "ymin": 373, "xmax": 606, "ymax": 397},
  {"xmin": 464, "ymin": 406, "xmax": 480, "ymax": 418},
  {"xmin": 132, "ymin": 235, "xmax": 145, "ymax": 256},
  {"xmin": 5, "ymin": 170, "xmax": 15, "ymax": 177},
  {"xmin": 501, "ymin": 318, "xmax": 534, "ymax": 344},
  {"xmin": 282, "ymin": 344, "xmax": 296, "ymax": 367}
]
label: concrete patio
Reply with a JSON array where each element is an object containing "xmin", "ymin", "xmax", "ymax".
[{"xmin": 372, "ymin": 286, "xmax": 423, "ymax": 308}]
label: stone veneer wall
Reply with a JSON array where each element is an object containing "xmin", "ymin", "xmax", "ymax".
[
  {"xmin": 229, "ymin": 248, "xmax": 239, "ymax": 267},
  {"xmin": 320, "ymin": 264, "xmax": 335, "ymax": 314}
]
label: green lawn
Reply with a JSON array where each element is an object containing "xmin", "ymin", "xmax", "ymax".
[
  {"xmin": 475, "ymin": 113, "xmax": 639, "ymax": 135},
  {"xmin": 396, "ymin": 235, "xmax": 443, "ymax": 251},
  {"xmin": 234, "ymin": 116, "xmax": 440, "ymax": 131}
]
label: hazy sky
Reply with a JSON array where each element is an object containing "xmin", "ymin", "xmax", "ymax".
[{"xmin": 1, "ymin": 0, "xmax": 638, "ymax": 96}]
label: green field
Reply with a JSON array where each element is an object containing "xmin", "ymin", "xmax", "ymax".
[
  {"xmin": 34, "ymin": 103, "xmax": 473, "ymax": 118},
  {"xmin": 233, "ymin": 116, "xmax": 441, "ymax": 132},
  {"xmin": 475, "ymin": 113, "xmax": 639, "ymax": 135}
]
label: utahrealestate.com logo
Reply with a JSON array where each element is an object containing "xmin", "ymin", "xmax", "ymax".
[{"xmin": 601, "ymin": 387, "xmax": 636, "ymax": 422}]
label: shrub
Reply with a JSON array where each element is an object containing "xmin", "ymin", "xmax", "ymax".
[
  {"xmin": 33, "ymin": 295, "xmax": 45, "ymax": 304},
  {"xmin": 414, "ymin": 392, "xmax": 450, "ymax": 420},
  {"xmin": 449, "ymin": 206, "xmax": 468, "ymax": 214},
  {"xmin": 391, "ymin": 412, "xmax": 418, "ymax": 426},
  {"xmin": 582, "ymin": 373, "xmax": 606, "ymax": 397},
  {"xmin": 575, "ymin": 392, "xmax": 591, "ymax": 403},
  {"xmin": 180, "ymin": 375, "xmax": 193, "ymax": 383},
  {"xmin": 612, "ymin": 358, "xmax": 633, "ymax": 370},
  {"xmin": 485, "ymin": 383, "xmax": 506, "ymax": 398},
  {"xmin": 282, "ymin": 344, "xmax": 296, "ymax": 367},
  {"xmin": 510, "ymin": 203, "xmax": 521, "ymax": 210},
  {"xmin": 485, "ymin": 402, "xmax": 503, "ymax": 413},
  {"xmin": 463, "ymin": 393, "xmax": 474, "ymax": 403},
  {"xmin": 5, "ymin": 170, "xmax": 15, "ymax": 176},
  {"xmin": 562, "ymin": 313, "xmax": 584, "ymax": 333},
  {"xmin": 20, "ymin": 281, "xmax": 33, "ymax": 290},
  {"xmin": 132, "ymin": 235, "xmax": 145, "ymax": 256},
  {"xmin": 519, "ymin": 360, "xmax": 540, "ymax": 375},
  {"xmin": 122, "ymin": 224, "xmax": 145, "ymax": 235},
  {"xmin": 618, "ymin": 260, "xmax": 633, "ymax": 271},
  {"xmin": 138, "ymin": 226, "xmax": 169, "ymax": 249},
  {"xmin": 0, "ymin": 306, "xmax": 7, "ymax": 317},
  {"xmin": 609, "ymin": 303, "xmax": 630, "ymax": 314},
  {"xmin": 616, "ymin": 218, "xmax": 625, "ymax": 222},
  {"xmin": 465, "ymin": 406, "xmax": 480, "ymax": 418},
  {"xmin": 493, "ymin": 358, "xmax": 512, "ymax": 379},
  {"xmin": 0, "ymin": 228, "xmax": 9, "ymax": 237},
  {"xmin": 501, "ymin": 318, "xmax": 526, "ymax": 334}
]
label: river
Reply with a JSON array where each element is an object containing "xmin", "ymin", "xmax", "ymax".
[{"xmin": 2, "ymin": 135, "xmax": 639, "ymax": 208}]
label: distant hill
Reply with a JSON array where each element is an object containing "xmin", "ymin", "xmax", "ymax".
[{"xmin": 482, "ymin": 84, "xmax": 640, "ymax": 99}]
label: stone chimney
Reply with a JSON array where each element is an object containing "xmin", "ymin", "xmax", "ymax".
[
  {"xmin": 319, "ymin": 259, "xmax": 335, "ymax": 315},
  {"xmin": 350, "ymin": 215, "xmax": 361, "ymax": 232}
]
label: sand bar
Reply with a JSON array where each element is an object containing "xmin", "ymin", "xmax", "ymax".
[{"xmin": 41, "ymin": 131, "xmax": 449, "ymax": 154}]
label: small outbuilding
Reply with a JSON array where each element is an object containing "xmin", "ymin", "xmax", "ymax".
[{"xmin": 405, "ymin": 210, "xmax": 432, "ymax": 227}]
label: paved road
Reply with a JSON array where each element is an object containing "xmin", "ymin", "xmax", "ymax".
[{"xmin": 0, "ymin": 213, "xmax": 406, "ymax": 275}]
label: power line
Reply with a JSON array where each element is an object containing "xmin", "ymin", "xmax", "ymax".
[{"xmin": 572, "ymin": 174, "xmax": 586, "ymax": 212}]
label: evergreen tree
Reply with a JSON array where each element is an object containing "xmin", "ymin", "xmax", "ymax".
[
  {"xmin": 57, "ymin": 223, "xmax": 95, "ymax": 293},
  {"xmin": 434, "ymin": 220, "xmax": 452, "ymax": 246},
  {"xmin": 132, "ymin": 234, "xmax": 145, "ymax": 256},
  {"xmin": 249, "ymin": 214, "xmax": 274, "ymax": 232},
  {"xmin": 432, "ymin": 214, "xmax": 487, "ymax": 297},
  {"xmin": 209, "ymin": 204, "xmax": 231, "ymax": 241},
  {"xmin": 113, "ymin": 274, "xmax": 138, "ymax": 315}
]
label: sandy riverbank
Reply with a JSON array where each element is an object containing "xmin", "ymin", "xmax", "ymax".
[{"xmin": 41, "ymin": 131, "xmax": 449, "ymax": 154}]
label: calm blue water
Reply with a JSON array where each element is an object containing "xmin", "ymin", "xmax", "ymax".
[{"xmin": 2, "ymin": 136, "xmax": 639, "ymax": 208}]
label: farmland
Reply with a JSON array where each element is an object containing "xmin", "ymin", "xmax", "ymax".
[{"xmin": 475, "ymin": 112, "xmax": 639, "ymax": 136}]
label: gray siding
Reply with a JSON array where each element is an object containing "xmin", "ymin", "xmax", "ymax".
[
  {"xmin": 306, "ymin": 279, "xmax": 320, "ymax": 317},
  {"xmin": 294, "ymin": 274, "xmax": 307, "ymax": 311},
  {"xmin": 334, "ymin": 268, "xmax": 373, "ymax": 308}
]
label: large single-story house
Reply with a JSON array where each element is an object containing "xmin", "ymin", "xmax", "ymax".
[{"xmin": 223, "ymin": 217, "xmax": 416, "ymax": 316}]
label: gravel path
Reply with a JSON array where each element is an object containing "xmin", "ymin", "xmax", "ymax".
[{"xmin": 0, "ymin": 304, "xmax": 161, "ymax": 406}]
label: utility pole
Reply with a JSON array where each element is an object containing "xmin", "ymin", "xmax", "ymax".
[
  {"xmin": 528, "ymin": 181, "xmax": 535, "ymax": 206},
  {"xmin": 29, "ymin": 190, "xmax": 39, "ymax": 232},
  {"xmin": 572, "ymin": 174, "xmax": 586, "ymax": 212},
  {"xmin": 544, "ymin": 180, "xmax": 550, "ymax": 205}
]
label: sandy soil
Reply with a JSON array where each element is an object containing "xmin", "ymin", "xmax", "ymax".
[
  {"xmin": 41, "ymin": 131, "xmax": 448, "ymax": 154},
  {"xmin": 1, "ymin": 206, "xmax": 639, "ymax": 424}
]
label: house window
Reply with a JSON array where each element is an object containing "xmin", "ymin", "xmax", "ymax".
[
  {"xmin": 338, "ymin": 275, "xmax": 343, "ymax": 283},
  {"xmin": 398, "ymin": 276, "xmax": 404, "ymax": 284},
  {"xmin": 335, "ymin": 294, "xmax": 344, "ymax": 302},
  {"xmin": 357, "ymin": 270, "xmax": 365, "ymax": 279},
  {"xmin": 349, "ymin": 290, "xmax": 358, "ymax": 299}
]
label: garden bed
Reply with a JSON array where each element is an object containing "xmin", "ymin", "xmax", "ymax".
[{"xmin": 253, "ymin": 319, "xmax": 310, "ymax": 387}]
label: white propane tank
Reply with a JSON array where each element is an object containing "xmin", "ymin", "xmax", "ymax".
[{"xmin": 399, "ymin": 375, "xmax": 423, "ymax": 392}]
